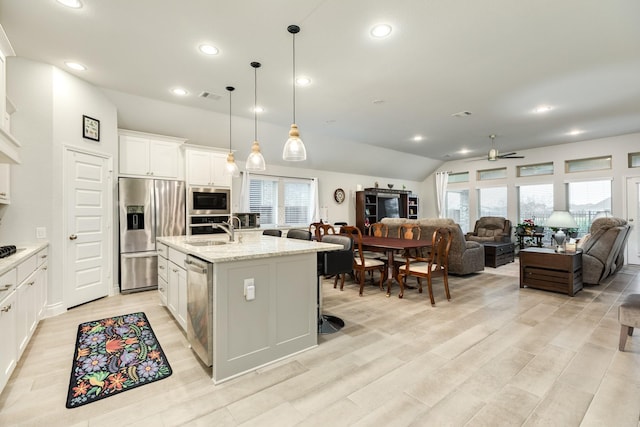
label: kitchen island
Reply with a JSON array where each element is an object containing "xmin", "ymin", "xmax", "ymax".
[{"xmin": 157, "ymin": 233, "xmax": 339, "ymax": 384}]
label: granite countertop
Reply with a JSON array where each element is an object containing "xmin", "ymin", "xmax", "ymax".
[
  {"xmin": 157, "ymin": 234, "xmax": 340, "ymax": 263},
  {"xmin": 0, "ymin": 242, "xmax": 49, "ymax": 276}
]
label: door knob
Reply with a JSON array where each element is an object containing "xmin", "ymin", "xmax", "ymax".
[{"xmin": 69, "ymin": 234, "xmax": 78, "ymax": 240}]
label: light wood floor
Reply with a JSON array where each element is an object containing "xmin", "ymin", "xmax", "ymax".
[{"xmin": 2, "ymin": 261, "xmax": 640, "ymax": 426}]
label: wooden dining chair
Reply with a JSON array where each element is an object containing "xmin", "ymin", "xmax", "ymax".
[
  {"xmin": 397, "ymin": 227, "xmax": 452, "ymax": 304},
  {"xmin": 368, "ymin": 222, "xmax": 388, "ymax": 237},
  {"xmin": 340, "ymin": 226, "xmax": 386, "ymax": 296},
  {"xmin": 309, "ymin": 222, "xmax": 336, "ymax": 241},
  {"xmin": 393, "ymin": 223, "xmax": 422, "ymax": 277}
]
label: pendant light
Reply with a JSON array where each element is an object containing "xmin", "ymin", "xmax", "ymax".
[
  {"xmin": 282, "ymin": 24, "xmax": 307, "ymax": 161},
  {"xmin": 224, "ymin": 86, "xmax": 240, "ymax": 177},
  {"xmin": 246, "ymin": 61, "xmax": 266, "ymax": 171}
]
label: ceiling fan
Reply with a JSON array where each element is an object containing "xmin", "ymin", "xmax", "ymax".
[{"xmin": 487, "ymin": 134, "xmax": 524, "ymax": 161}]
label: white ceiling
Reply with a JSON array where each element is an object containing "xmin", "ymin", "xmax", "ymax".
[{"xmin": 1, "ymin": 0, "xmax": 640, "ymax": 181}]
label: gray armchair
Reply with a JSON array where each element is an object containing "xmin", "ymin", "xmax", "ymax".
[
  {"xmin": 465, "ymin": 216, "xmax": 512, "ymax": 243},
  {"xmin": 580, "ymin": 217, "xmax": 631, "ymax": 284}
]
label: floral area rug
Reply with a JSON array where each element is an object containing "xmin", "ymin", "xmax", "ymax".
[{"xmin": 65, "ymin": 312, "xmax": 172, "ymax": 409}]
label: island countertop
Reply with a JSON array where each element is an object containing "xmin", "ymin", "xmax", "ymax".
[{"xmin": 157, "ymin": 233, "xmax": 340, "ymax": 263}]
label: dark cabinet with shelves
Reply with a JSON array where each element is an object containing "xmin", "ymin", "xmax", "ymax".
[
  {"xmin": 407, "ymin": 194, "xmax": 419, "ymax": 220},
  {"xmin": 355, "ymin": 189, "xmax": 419, "ymax": 232}
]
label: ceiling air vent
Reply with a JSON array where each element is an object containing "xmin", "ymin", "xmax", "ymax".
[
  {"xmin": 451, "ymin": 111, "xmax": 472, "ymax": 118},
  {"xmin": 198, "ymin": 91, "xmax": 222, "ymax": 101}
]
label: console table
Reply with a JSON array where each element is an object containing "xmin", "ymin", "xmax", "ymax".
[{"xmin": 519, "ymin": 247, "xmax": 583, "ymax": 296}]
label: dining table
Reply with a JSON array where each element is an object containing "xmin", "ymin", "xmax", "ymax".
[{"xmin": 359, "ymin": 235, "xmax": 431, "ymax": 297}]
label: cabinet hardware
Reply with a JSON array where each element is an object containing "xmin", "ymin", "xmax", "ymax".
[
  {"xmin": 1, "ymin": 284, "xmax": 12, "ymax": 291},
  {"xmin": 1, "ymin": 304, "xmax": 11, "ymax": 313},
  {"xmin": 0, "ymin": 192, "xmax": 6, "ymax": 197},
  {"xmin": 27, "ymin": 281, "xmax": 35, "ymax": 286},
  {"xmin": 69, "ymin": 234, "xmax": 78, "ymax": 240}
]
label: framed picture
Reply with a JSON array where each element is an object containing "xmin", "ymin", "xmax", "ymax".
[{"xmin": 83, "ymin": 115, "xmax": 100, "ymax": 141}]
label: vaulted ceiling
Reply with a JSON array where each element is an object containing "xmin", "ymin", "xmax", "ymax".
[{"xmin": 1, "ymin": 0, "xmax": 639, "ymax": 180}]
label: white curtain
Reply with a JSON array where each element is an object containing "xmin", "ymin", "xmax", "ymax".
[
  {"xmin": 239, "ymin": 171, "xmax": 251, "ymax": 212},
  {"xmin": 436, "ymin": 171, "xmax": 449, "ymax": 218},
  {"xmin": 310, "ymin": 177, "xmax": 320, "ymax": 222}
]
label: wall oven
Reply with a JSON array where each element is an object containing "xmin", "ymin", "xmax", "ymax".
[{"xmin": 188, "ymin": 187, "xmax": 230, "ymax": 215}]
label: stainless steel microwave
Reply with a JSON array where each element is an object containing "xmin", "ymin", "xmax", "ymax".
[{"xmin": 188, "ymin": 187, "xmax": 231, "ymax": 215}]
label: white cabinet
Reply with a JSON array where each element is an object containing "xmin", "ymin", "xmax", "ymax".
[
  {"xmin": 166, "ymin": 247, "xmax": 187, "ymax": 331},
  {"xmin": 0, "ymin": 244, "xmax": 47, "ymax": 396},
  {"xmin": 186, "ymin": 149, "xmax": 231, "ymax": 188},
  {"xmin": 0, "ymin": 163, "xmax": 9, "ymax": 204},
  {"xmin": 0, "ymin": 287, "xmax": 16, "ymax": 393},
  {"xmin": 0, "ymin": 29, "xmax": 21, "ymax": 164},
  {"xmin": 118, "ymin": 129, "xmax": 186, "ymax": 179},
  {"xmin": 157, "ymin": 243, "xmax": 168, "ymax": 306}
]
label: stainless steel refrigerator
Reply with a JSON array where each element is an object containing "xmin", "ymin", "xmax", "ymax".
[{"xmin": 119, "ymin": 178, "xmax": 186, "ymax": 293}]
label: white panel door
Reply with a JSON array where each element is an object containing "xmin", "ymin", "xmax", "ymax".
[
  {"xmin": 627, "ymin": 177, "xmax": 640, "ymax": 265},
  {"xmin": 65, "ymin": 149, "xmax": 111, "ymax": 308}
]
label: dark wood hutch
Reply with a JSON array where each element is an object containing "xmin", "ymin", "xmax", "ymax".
[{"xmin": 355, "ymin": 188, "xmax": 419, "ymax": 232}]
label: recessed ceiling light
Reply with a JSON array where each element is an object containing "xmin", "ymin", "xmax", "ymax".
[
  {"xmin": 459, "ymin": 148, "xmax": 471, "ymax": 154},
  {"xmin": 372, "ymin": 99, "xmax": 385, "ymax": 105},
  {"xmin": 412, "ymin": 135, "xmax": 424, "ymax": 142},
  {"xmin": 65, "ymin": 61, "xmax": 86, "ymax": 71},
  {"xmin": 568, "ymin": 129, "xmax": 583, "ymax": 136},
  {"xmin": 534, "ymin": 105, "xmax": 553, "ymax": 113},
  {"xmin": 57, "ymin": 0, "xmax": 82, "ymax": 8},
  {"xmin": 253, "ymin": 106, "xmax": 264, "ymax": 113},
  {"xmin": 371, "ymin": 24, "xmax": 392, "ymax": 38},
  {"xmin": 296, "ymin": 77, "xmax": 311, "ymax": 86},
  {"xmin": 199, "ymin": 44, "xmax": 219, "ymax": 55},
  {"xmin": 172, "ymin": 88, "xmax": 188, "ymax": 96}
]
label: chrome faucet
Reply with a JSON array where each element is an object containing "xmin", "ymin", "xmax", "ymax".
[{"xmin": 210, "ymin": 216, "xmax": 241, "ymax": 242}]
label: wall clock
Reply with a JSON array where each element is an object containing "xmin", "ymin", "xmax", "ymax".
[{"xmin": 334, "ymin": 188, "xmax": 345, "ymax": 204}]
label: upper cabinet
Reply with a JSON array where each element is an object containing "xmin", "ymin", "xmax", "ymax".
[
  {"xmin": 185, "ymin": 147, "xmax": 231, "ymax": 188},
  {"xmin": 0, "ymin": 24, "xmax": 21, "ymax": 164},
  {"xmin": 118, "ymin": 129, "xmax": 186, "ymax": 180},
  {"xmin": 0, "ymin": 163, "xmax": 10, "ymax": 204}
]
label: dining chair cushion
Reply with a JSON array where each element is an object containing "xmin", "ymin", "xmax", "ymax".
[{"xmin": 355, "ymin": 257, "xmax": 385, "ymax": 268}]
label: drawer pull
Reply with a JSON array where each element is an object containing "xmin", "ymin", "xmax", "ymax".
[
  {"xmin": 1, "ymin": 284, "xmax": 13, "ymax": 291},
  {"xmin": 27, "ymin": 281, "xmax": 35, "ymax": 286},
  {"xmin": 159, "ymin": 265, "xmax": 165, "ymax": 269},
  {"xmin": 1, "ymin": 304, "xmax": 11, "ymax": 312}
]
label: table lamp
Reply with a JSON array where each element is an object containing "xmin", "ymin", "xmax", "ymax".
[{"xmin": 545, "ymin": 210, "xmax": 578, "ymax": 253}]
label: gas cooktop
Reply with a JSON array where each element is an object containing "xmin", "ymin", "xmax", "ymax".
[{"xmin": 0, "ymin": 245, "xmax": 17, "ymax": 258}]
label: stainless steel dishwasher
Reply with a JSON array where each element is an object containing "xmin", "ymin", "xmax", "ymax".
[{"xmin": 185, "ymin": 255, "xmax": 213, "ymax": 366}]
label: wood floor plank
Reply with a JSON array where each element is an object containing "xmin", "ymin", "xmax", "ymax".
[{"xmin": 1, "ymin": 263, "xmax": 639, "ymax": 426}]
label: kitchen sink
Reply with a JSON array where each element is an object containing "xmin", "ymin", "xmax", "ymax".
[{"xmin": 186, "ymin": 240, "xmax": 227, "ymax": 247}]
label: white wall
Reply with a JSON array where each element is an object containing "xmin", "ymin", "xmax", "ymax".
[
  {"xmin": 229, "ymin": 162, "xmax": 424, "ymax": 225},
  {"xmin": 3, "ymin": 57, "xmax": 118, "ymax": 312},
  {"xmin": 425, "ymin": 132, "xmax": 640, "ymax": 230}
]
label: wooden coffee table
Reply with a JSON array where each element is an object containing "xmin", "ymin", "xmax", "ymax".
[
  {"xmin": 519, "ymin": 247, "xmax": 583, "ymax": 296},
  {"xmin": 483, "ymin": 242, "xmax": 515, "ymax": 267}
]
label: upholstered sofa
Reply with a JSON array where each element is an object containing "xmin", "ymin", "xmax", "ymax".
[
  {"xmin": 465, "ymin": 216, "xmax": 512, "ymax": 243},
  {"xmin": 381, "ymin": 218, "xmax": 485, "ymax": 275},
  {"xmin": 579, "ymin": 217, "xmax": 631, "ymax": 284}
]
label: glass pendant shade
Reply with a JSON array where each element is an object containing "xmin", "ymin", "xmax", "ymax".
[
  {"xmin": 247, "ymin": 140, "xmax": 266, "ymax": 171},
  {"xmin": 283, "ymin": 25, "xmax": 306, "ymax": 161},
  {"xmin": 224, "ymin": 86, "xmax": 240, "ymax": 177},
  {"xmin": 283, "ymin": 124, "xmax": 306, "ymax": 161},
  {"xmin": 246, "ymin": 61, "xmax": 266, "ymax": 171},
  {"xmin": 225, "ymin": 152, "xmax": 240, "ymax": 177}
]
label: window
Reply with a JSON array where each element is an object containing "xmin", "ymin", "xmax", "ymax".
[
  {"xmin": 517, "ymin": 162, "xmax": 553, "ymax": 177},
  {"xmin": 248, "ymin": 175, "xmax": 315, "ymax": 227},
  {"xmin": 629, "ymin": 152, "xmax": 640, "ymax": 168},
  {"xmin": 445, "ymin": 189, "xmax": 469, "ymax": 233},
  {"xmin": 478, "ymin": 187, "xmax": 507, "ymax": 218},
  {"xmin": 518, "ymin": 184, "xmax": 553, "ymax": 228},
  {"xmin": 478, "ymin": 167, "xmax": 507, "ymax": 181},
  {"xmin": 565, "ymin": 156, "xmax": 611, "ymax": 173},
  {"xmin": 568, "ymin": 180, "xmax": 612, "ymax": 235},
  {"xmin": 448, "ymin": 172, "xmax": 469, "ymax": 183}
]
